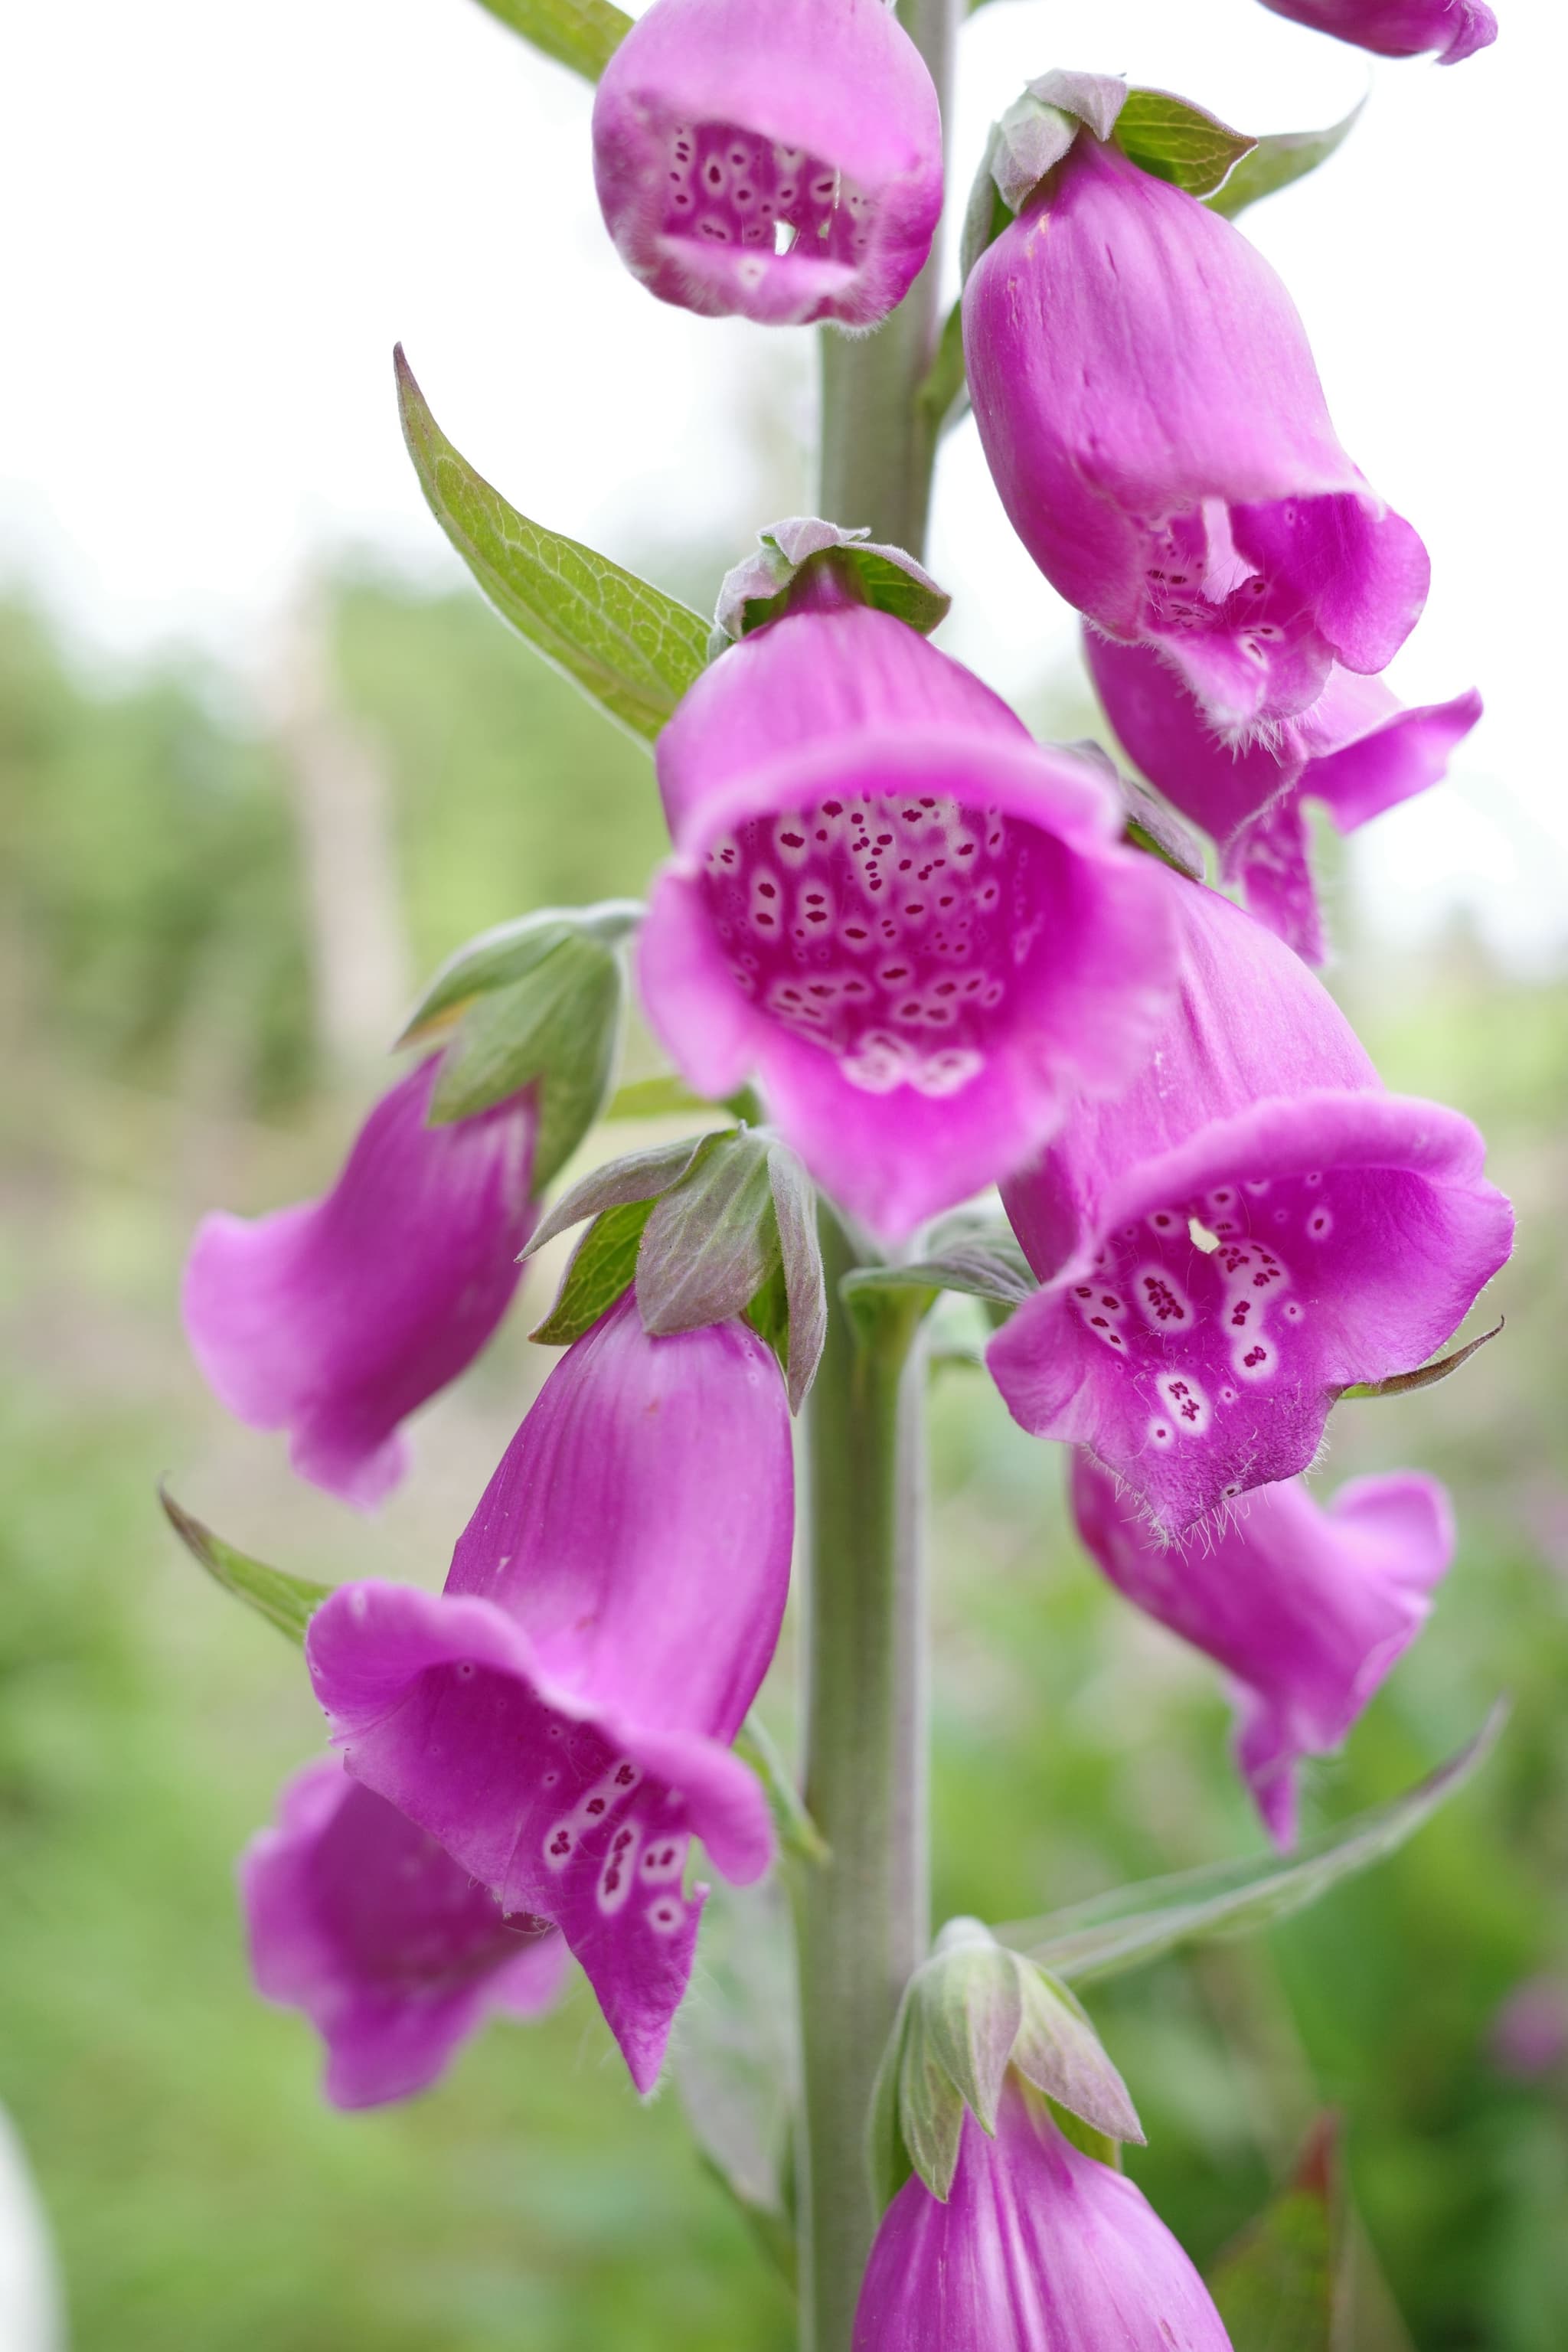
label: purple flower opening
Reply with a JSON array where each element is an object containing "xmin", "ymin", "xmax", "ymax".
[
  {"xmin": 989, "ymin": 883, "xmax": 1511, "ymax": 1534},
  {"xmin": 181, "ymin": 1054, "xmax": 537, "ymax": 1508},
  {"xmin": 963, "ymin": 136, "xmax": 1429, "ymax": 738},
  {"xmin": 854, "ymin": 2082, "xmax": 1232, "ymax": 2350},
  {"xmin": 1088, "ymin": 632, "xmax": 1482, "ymax": 962},
  {"xmin": 642, "ymin": 606, "xmax": 1181, "ymax": 1240},
  {"xmin": 1072, "ymin": 1456, "xmax": 1453, "ymax": 1845},
  {"xmin": 1255, "ymin": 0, "xmax": 1497, "ymax": 62},
  {"xmin": 305, "ymin": 1298, "xmax": 794, "ymax": 2092},
  {"xmin": 243, "ymin": 1758, "xmax": 567, "ymax": 2109},
  {"xmin": 592, "ymin": 0, "xmax": 942, "ymax": 327}
]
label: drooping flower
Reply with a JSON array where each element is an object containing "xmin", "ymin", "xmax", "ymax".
[
  {"xmin": 1255, "ymin": 0, "xmax": 1496, "ymax": 63},
  {"xmin": 591, "ymin": 0, "xmax": 942, "ymax": 328},
  {"xmin": 1071, "ymin": 1455, "xmax": 1453, "ymax": 1844},
  {"xmin": 305, "ymin": 1295, "xmax": 793, "ymax": 2092},
  {"xmin": 854, "ymin": 2079, "xmax": 1233, "ymax": 2351},
  {"xmin": 242, "ymin": 1757, "xmax": 567, "ymax": 2109},
  {"xmin": 963, "ymin": 134, "xmax": 1429, "ymax": 738},
  {"xmin": 1087, "ymin": 631, "xmax": 1482, "ymax": 961},
  {"xmin": 182, "ymin": 1055, "xmax": 537, "ymax": 1509},
  {"xmin": 639, "ymin": 586, "xmax": 1181, "ymax": 1241},
  {"xmin": 988, "ymin": 878, "xmax": 1511, "ymax": 1536}
]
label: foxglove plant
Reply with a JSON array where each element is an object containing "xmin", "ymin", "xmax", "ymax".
[{"xmin": 165, "ymin": 5, "xmax": 1514, "ymax": 2347}]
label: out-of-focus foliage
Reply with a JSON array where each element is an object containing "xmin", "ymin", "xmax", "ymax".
[{"xmin": 0, "ymin": 581, "xmax": 1563, "ymax": 2350}]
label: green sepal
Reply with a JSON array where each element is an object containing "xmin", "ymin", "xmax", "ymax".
[
  {"xmin": 466, "ymin": 0, "xmax": 629, "ymax": 81},
  {"xmin": 425, "ymin": 933, "xmax": 624, "ymax": 1186},
  {"xmin": 603, "ymin": 1072, "xmax": 714, "ymax": 1121},
  {"xmin": 999, "ymin": 1704, "xmax": 1508, "ymax": 1983},
  {"xmin": 530, "ymin": 1197, "xmax": 658, "ymax": 1344},
  {"xmin": 1207, "ymin": 101, "xmax": 1364, "ymax": 222},
  {"xmin": 636, "ymin": 1128, "xmax": 779, "ymax": 1335},
  {"xmin": 1046, "ymin": 2099, "xmax": 1123, "ymax": 2171},
  {"xmin": 710, "ymin": 519, "xmax": 949, "ymax": 656},
  {"xmin": 1207, "ymin": 2118, "xmax": 1338, "ymax": 2348},
  {"xmin": 1112, "ymin": 88, "xmax": 1256, "ymax": 200},
  {"xmin": 158, "ymin": 1488, "xmax": 331, "ymax": 1647},
  {"xmin": 400, "ymin": 902, "xmax": 640, "ymax": 1045},
  {"xmin": 395, "ymin": 346, "xmax": 709, "ymax": 743},
  {"xmin": 916, "ymin": 299, "xmax": 969, "ymax": 438},
  {"xmin": 1009, "ymin": 1966, "xmax": 1143, "ymax": 2143},
  {"xmin": 524, "ymin": 1135, "xmax": 707, "ymax": 1257},
  {"xmin": 841, "ymin": 1209, "xmax": 1035, "ymax": 1338},
  {"xmin": 672, "ymin": 1876, "xmax": 799, "ymax": 2276},
  {"xmin": 734, "ymin": 1716, "xmax": 828, "ymax": 1869},
  {"xmin": 1334, "ymin": 1316, "xmax": 1501, "ymax": 1402}
]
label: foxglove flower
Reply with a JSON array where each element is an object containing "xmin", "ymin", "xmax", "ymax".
[
  {"xmin": 640, "ymin": 593, "xmax": 1181, "ymax": 1241},
  {"xmin": 989, "ymin": 880, "xmax": 1511, "ymax": 1536},
  {"xmin": 1072, "ymin": 1455, "xmax": 1453, "ymax": 1844},
  {"xmin": 305, "ymin": 1295, "xmax": 792, "ymax": 2092},
  {"xmin": 591, "ymin": 0, "xmax": 942, "ymax": 328},
  {"xmin": 963, "ymin": 135, "xmax": 1429, "ymax": 737},
  {"xmin": 855, "ymin": 2080, "xmax": 1231, "ymax": 2351},
  {"xmin": 182, "ymin": 1056, "xmax": 537, "ymax": 1509},
  {"xmin": 1088, "ymin": 632, "xmax": 1482, "ymax": 961},
  {"xmin": 1256, "ymin": 0, "xmax": 1496, "ymax": 62},
  {"xmin": 243, "ymin": 1758, "xmax": 567, "ymax": 2109}
]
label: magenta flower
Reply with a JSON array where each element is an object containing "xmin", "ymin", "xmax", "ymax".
[
  {"xmin": 1071, "ymin": 1455, "xmax": 1453, "ymax": 1845},
  {"xmin": 182, "ymin": 1056, "xmax": 537, "ymax": 1509},
  {"xmin": 1088, "ymin": 632, "xmax": 1483, "ymax": 961},
  {"xmin": 963, "ymin": 135, "xmax": 1429, "ymax": 738},
  {"xmin": 855, "ymin": 2080, "xmax": 1231, "ymax": 2351},
  {"xmin": 1256, "ymin": 0, "xmax": 1496, "ymax": 61},
  {"xmin": 591, "ymin": 0, "xmax": 942, "ymax": 328},
  {"xmin": 305, "ymin": 1295, "xmax": 792, "ymax": 2092},
  {"xmin": 242, "ymin": 1758, "xmax": 567, "ymax": 2109},
  {"xmin": 988, "ymin": 880, "xmax": 1511, "ymax": 1536},
  {"xmin": 639, "ymin": 596, "xmax": 1181, "ymax": 1241}
]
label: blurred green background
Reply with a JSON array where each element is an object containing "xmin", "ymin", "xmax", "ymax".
[{"xmin": 0, "ymin": 575, "xmax": 1563, "ymax": 2350}]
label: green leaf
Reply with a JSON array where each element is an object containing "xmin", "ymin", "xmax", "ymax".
[
  {"xmin": 635, "ymin": 1129, "xmax": 779, "ymax": 1336},
  {"xmin": 734, "ymin": 1717, "xmax": 828, "ymax": 1868},
  {"xmin": 672, "ymin": 1875, "xmax": 798, "ymax": 2272},
  {"xmin": 1112, "ymin": 87, "xmax": 1257, "ymax": 199},
  {"xmin": 395, "ymin": 347, "xmax": 709, "ymax": 742},
  {"xmin": 767, "ymin": 1141, "xmax": 828, "ymax": 1412},
  {"xmin": 1001, "ymin": 1706, "xmax": 1507, "ymax": 1984},
  {"xmin": 1334, "ymin": 1317, "xmax": 1502, "ymax": 1403},
  {"xmin": 916, "ymin": 299, "xmax": 969, "ymax": 436},
  {"xmin": 604, "ymin": 1073, "xmax": 714, "ymax": 1122},
  {"xmin": 530, "ymin": 1197, "xmax": 655, "ymax": 1344},
  {"xmin": 427, "ymin": 934, "xmax": 624, "ymax": 1187},
  {"xmin": 1208, "ymin": 2119, "xmax": 1338, "ymax": 2350},
  {"xmin": 159, "ymin": 1488, "xmax": 332, "ymax": 1647},
  {"xmin": 524, "ymin": 1135, "xmax": 706, "ymax": 1256},
  {"xmin": 399, "ymin": 902, "xmax": 641, "ymax": 1045},
  {"xmin": 1207, "ymin": 102, "xmax": 1364, "ymax": 222},
  {"xmin": 842, "ymin": 1211, "xmax": 1035, "ymax": 1333},
  {"xmin": 467, "ymin": 0, "xmax": 629, "ymax": 81}
]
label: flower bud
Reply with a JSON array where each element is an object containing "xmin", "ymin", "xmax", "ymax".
[
  {"xmin": 592, "ymin": 0, "xmax": 942, "ymax": 328},
  {"xmin": 1255, "ymin": 0, "xmax": 1495, "ymax": 62}
]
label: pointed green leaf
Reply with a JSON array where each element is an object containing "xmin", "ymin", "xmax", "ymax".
[
  {"xmin": 467, "ymin": 0, "xmax": 629, "ymax": 82},
  {"xmin": 897, "ymin": 2004, "xmax": 969, "ymax": 2201},
  {"xmin": 1334, "ymin": 1317, "xmax": 1501, "ymax": 1402},
  {"xmin": 1207, "ymin": 102, "xmax": 1364, "ymax": 222},
  {"xmin": 842, "ymin": 1212, "xmax": 1035, "ymax": 1327},
  {"xmin": 396, "ymin": 347, "xmax": 709, "ymax": 742},
  {"xmin": 159, "ymin": 1488, "xmax": 332, "ymax": 1647},
  {"xmin": 767, "ymin": 1141, "xmax": 827, "ymax": 1412},
  {"xmin": 1112, "ymin": 88, "xmax": 1256, "ymax": 199},
  {"xmin": 1207, "ymin": 2119, "xmax": 1338, "ymax": 2349},
  {"xmin": 733, "ymin": 1716, "xmax": 828, "ymax": 1868},
  {"xmin": 1001, "ymin": 1706, "xmax": 1506, "ymax": 1984},
  {"xmin": 398, "ymin": 902, "xmax": 641, "ymax": 1045},
  {"xmin": 524, "ymin": 1135, "xmax": 706, "ymax": 1256},
  {"xmin": 636, "ymin": 1128, "xmax": 779, "ymax": 1335},
  {"xmin": 920, "ymin": 1937, "xmax": 1024, "ymax": 2138},
  {"xmin": 1010, "ymin": 1967, "xmax": 1143, "ymax": 2144},
  {"xmin": 530, "ymin": 1197, "xmax": 655, "ymax": 1343},
  {"xmin": 426, "ymin": 933, "xmax": 624, "ymax": 1186}
]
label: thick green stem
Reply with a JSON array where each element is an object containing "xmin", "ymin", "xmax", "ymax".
[
  {"xmin": 796, "ymin": 1214, "xmax": 929, "ymax": 2352},
  {"xmin": 816, "ymin": 0, "xmax": 957, "ymax": 560}
]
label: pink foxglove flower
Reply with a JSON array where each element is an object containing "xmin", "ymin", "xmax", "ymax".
[
  {"xmin": 640, "ymin": 593, "xmax": 1181, "ymax": 1241},
  {"xmin": 988, "ymin": 880, "xmax": 1511, "ymax": 1536},
  {"xmin": 1088, "ymin": 632, "xmax": 1482, "ymax": 962},
  {"xmin": 182, "ymin": 1056, "xmax": 537, "ymax": 1509},
  {"xmin": 1071, "ymin": 1455, "xmax": 1453, "ymax": 1845},
  {"xmin": 963, "ymin": 136, "xmax": 1429, "ymax": 738},
  {"xmin": 592, "ymin": 0, "xmax": 942, "ymax": 328},
  {"xmin": 305, "ymin": 1295, "xmax": 792, "ymax": 2092},
  {"xmin": 1256, "ymin": 0, "xmax": 1496, "ymax": 61},
  {"xmin": 854, "ymin": 2080, "xmax": 1232, "ymax": 2351},
  {"xmin": 243, "ymin": 1758, "xmax": 567, "ymax": 2109}
]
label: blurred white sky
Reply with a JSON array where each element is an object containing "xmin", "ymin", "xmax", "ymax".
[{"xmin": 1, "ymin": 0, "xmax": 1560, "ymax": 965}]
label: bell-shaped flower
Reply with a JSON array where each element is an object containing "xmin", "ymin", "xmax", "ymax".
[
  {"xmin": 855, "ymin": 2078, "xmax": 1232, "ymax": 2351},
  {"xmin": 1088, "ymin": 631, "xmax": 1482, "ymax": 961},
  {"xmin": 305, "ymin": 1295, "xmax": 793, "ymax": 2092},
  {"xmin": 963, "ymin": 134, "xmax": 1429, "ymax": 738},
  {"xmin": 1071, "ymin": 1455, "xmax": 1453, "ymax": 1845},
  {"xmin": 1256, "ymin": 0, "xmax": 1496, "ymax": 62},
  {"xmin": 988, "ymin": 878, "xmax": 1511, "ymax": 1536},
  {"xmin": 182, "ymin": 1055, "xmax": 537, "ymax": 1509},
  {"xmin": 591, "ymin": 0, "xmax": 942, "ymax": 328},
  {"xmin": 639, "ymin": 591, "xmax": 1181, "ymax": 1241},
  {"xmin": 242, "ymin": 1757, "xmax": 567, "ymax": 2109}
]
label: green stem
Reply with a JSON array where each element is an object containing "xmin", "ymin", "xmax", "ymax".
[
  {"xmin": 816, "ymin": 0, "xmax": 958, "ymax": 560},
  {"xmin": 795, "ymin": 1216, "xmax": 930, "ymax": 2352}
]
